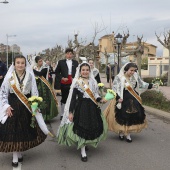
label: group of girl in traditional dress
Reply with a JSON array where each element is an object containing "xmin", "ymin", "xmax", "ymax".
[
  {"xmin": 57, "ymin": 61, "xmax": 154, "ymax": 162},
  {"xmin": 0, "ymin": 55, "xmax": 154, "ymax": 167}
]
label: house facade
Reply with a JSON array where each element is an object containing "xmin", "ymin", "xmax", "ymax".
[{"xmin": 98, "ymin": 34, "xmax": 169, "ymax": 78}]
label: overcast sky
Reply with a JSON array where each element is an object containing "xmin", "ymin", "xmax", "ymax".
[{"xmin": 0, "ymin": 0, "xmax": 170, "ymax": 56}]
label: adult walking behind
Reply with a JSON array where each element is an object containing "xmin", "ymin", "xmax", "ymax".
[
  {"xmin": 55, "ymin": 48, "xmax": 78, "ymax": 120},
  {"xmin": 0, "ymin": 57, "xmax": 7, "ymax": 87}
]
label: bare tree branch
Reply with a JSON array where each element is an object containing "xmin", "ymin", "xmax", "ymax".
[
  {"xmin": 121, "ymin": 29, "xmax": 129, "ymax": 47},
  {"xmin": 155, "ymin": 32, "xmax": 166, "ymax": 47}
]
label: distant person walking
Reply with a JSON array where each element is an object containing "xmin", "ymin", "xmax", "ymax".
[
  {"xmin": 88, "ymin": 58, "xmax": 101, "ymax": 83},
  {"xmin": 46, "ymin": 60, "xmax": 54, "ymax": 85},
  {"xmin": 106, "ymin": 63, "xmax": 114, "ymax": 83},
  {"xmin": 0, "ymin": 57, "xmax": 7, "ymax": 87}
]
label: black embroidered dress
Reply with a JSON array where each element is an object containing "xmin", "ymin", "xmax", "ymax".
[
  {"xmin": 57, "ymin": 78, "xmax": 107, "ymax": 149},
  {"xmin": 0, "ymin": 71, "xmax": 46, "ymax": 152}
]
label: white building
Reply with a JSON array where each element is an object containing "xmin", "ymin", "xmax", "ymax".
[
  {"xmin": 142, "ymin": 47, "xmax": 169, "ymax": 77},
  {"xmin": 10, "ymin": 44, "xmax": 20, "ymax": 53}
]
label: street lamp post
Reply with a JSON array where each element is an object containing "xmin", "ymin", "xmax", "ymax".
[
  {"xmin": 115, "ymin": 33, "xmax": 123, "ymax": 73},
  {"xmin": 0, "ymin": 0, "xmax": 9, "ymax": 3},
  {"xmin": 6, "ymin": 34, "xmax": 16, "ymax": 68},
  {"xmin": 160, "ymin": 61, "xmax": 162, "ymax": 77},
  {"xmin": 12, "ymin": 45, "xmax": 14, "ymax": 63}
]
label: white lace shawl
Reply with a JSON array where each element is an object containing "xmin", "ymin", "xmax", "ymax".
[
  {"xmin": 73, "ymin": 78, "xmax": 100, "ymax": 99},
  {"xmin": 0, "ymin": 59, "xmax": 38, "ymax": 123},
  {"xmin": 112, "ymin": 62, "xmax": 149, "ymax": 109}
]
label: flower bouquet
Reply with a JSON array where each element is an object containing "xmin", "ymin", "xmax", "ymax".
[
  {"xmin": 28, "ymin": 96, "xmax": 55, "ymax": 138},
  {"xmin": 28, "ymin": 96, "xmax": 43, "ymax": 128},
  {"xmin": 104, "ymin": 89, "xmax": 116, "ymax": 101},
  {"xmin": 152, "ymin": 77, "xmax": 163, "ymax": 86},
  {"xmin": 98, "ymin": 83, "xmax": 105, "ymax": 97},
  {"xmin": 152, "ymin": 77, "xmax": 163, "ymax": 91}
]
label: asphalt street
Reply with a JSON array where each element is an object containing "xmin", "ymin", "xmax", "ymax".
[{"xmin": 0, "ymin": 98, "xmax": 170, "ymax": 170}]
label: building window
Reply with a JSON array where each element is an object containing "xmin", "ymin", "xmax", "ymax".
[{"xmin": 163, "ymin": 65, "xmax": 169, "ymax": 71}]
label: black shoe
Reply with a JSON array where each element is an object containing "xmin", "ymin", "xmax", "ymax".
[
  {"xmin": 119, "ymin": 135, "xmax": 124, "ymax": 141},
  {"xmin": 81, "ymin": 155, "xmax": 87, "ymax": 162},
  {"xmin": 18, "ymin": 157, "xmax": 23, "ymax": 162},
  {"xmin": 12, "ymin": 162, "xmax": 18, "ymax": 167},
  {"xmin": 126, "ymin": 138, "xmax": 132, "ymax": 143},
  {"xmin": 45, "ymin": 120, "xmax": 50, "ymax": 124},
  {"xmin": 85, "ymin": 146, "xmax": 89, "ymax": 151},
  {"xmin": 60, "ymin": 116, "xmax": 63, "ymax": 120}
]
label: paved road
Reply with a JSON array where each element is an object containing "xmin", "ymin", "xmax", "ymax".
[{"xmin": 1, "ymin": 100, "xmax": 170, "ymax": 170}]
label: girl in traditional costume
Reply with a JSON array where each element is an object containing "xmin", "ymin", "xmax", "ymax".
[
  {"xmin": 32, "ymin": 56, "xmax": 58, "ymax": 122},
  {"xmin": 57, "ymin": 62, "xmax": 107, "ymax": 162},
  {"xmin": 0, "ymin": 55, "xmax": 51, "ymax": 167},
  {"xmin": 88, "ymin": 59, "xmax": 101, "ymax": 83},
  {"xmin": 104, "ymin": 62, "xmax": 154, "ymax": 142}
]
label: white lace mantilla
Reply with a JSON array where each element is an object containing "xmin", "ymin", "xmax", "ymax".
[
  {"xmin": 75, "ymin": 78, "xmax": 100, "ymax": 99},
  {"xmin": 0, "ymin": 71, "xmax": 38, "ymax": 108}
]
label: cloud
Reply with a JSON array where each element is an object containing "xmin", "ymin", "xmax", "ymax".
[{"xmin": 0, "ymin": 0, "xmax": 170, "ymax": 56}]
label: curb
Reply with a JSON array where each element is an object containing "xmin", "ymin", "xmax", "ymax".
[{"xmin": 144, "ymin": 105, "xmax": 170, "ymax": 120}]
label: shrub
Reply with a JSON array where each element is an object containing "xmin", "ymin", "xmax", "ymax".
[
  {"xmin": 143, "ymin": 77, "xmax": 166, "ymax": 86},
  {"xmin": 151, "ymin": 77, "xmax": 163, "ymax": 86},
  {"xmin": 141, "ymin": 64, "xmax": 148, "ymax": 70},
  {"xmin": 143, "ymin": 77, "xmax": 155, "ymax": 83},
  {"xmin": 161, "ymin": 73, "xmax": 168, "ymax": 85},
  {"xmin": 141, "ymin": 90, "xmax": 170, "ymax": 113},
  {"xmin": 99, "ymin": 64, "xmax": 106, "ymax": 73}
]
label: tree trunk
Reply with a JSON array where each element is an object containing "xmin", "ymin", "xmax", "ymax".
[
  {"xmin": 168, "ymin": 48, "xmax": 170, "ymax": 86},
  {"xmin": 76, "ymin": 53, "xmax": 79, "ymax": 63},
  {"xmin": 136, "ymin": 53, "xmax": 142, "ymax": 76},
  {"xmin": 109, "ymin": 66, "xmax": 112, "ymax": 88}
]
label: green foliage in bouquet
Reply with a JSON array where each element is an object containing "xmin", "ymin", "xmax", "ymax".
[
  {"xmin": 104, "ymin": 89, "xmax": 116, "ymax": 101},
  {"xmin": 28, "ymin": 96, "xmax": 44, "ymax": 128},
  {"xmin": 98, "ymin": 83, "xmax": 105, "ymax": 97},
  {"xmin": 152, "ymin": 78, "xmax": 163, "ymax": 86}
]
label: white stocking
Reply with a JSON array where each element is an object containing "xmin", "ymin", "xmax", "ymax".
[
  {"xmin": 17, "ymin": 152, "xmax": 22, "ymax": 159},
  {"xmin": 119, "ymin": 132, "xmax": 124, "ymax": 137},
  {"xmin": 126, "ymin": 133, "xmax": 131, "ymax": 140},
  {"xmin": 81, "ymin": 146, "xmax": 86, "ymax": 157},
  {"xmin": 13, "ymin": 152, "xmax": 18, "ymax": 163},
  {"xmin": 61, "ymin": 103, "xmax": 65, "ymax": 116}
]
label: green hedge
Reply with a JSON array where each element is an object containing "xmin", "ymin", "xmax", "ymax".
[
  {"xmin": 143, "ymin": 77, "xmax": 154, "ymax": 83},
  {"xmin": 141, "ymin": 90, "xmax": 170, "ymax": 113},
  {"xmin": 143, "ymin": 77, "xmax": 167, "ymax": 86}
]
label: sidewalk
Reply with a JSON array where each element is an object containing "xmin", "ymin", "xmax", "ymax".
[
  {"xmin": 159, "ymin": 86, "xmax": 170, "ymax": 100},
  {"xmin": 100, "ymin": 73, "xmax": 170, "ymax": 120}
]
